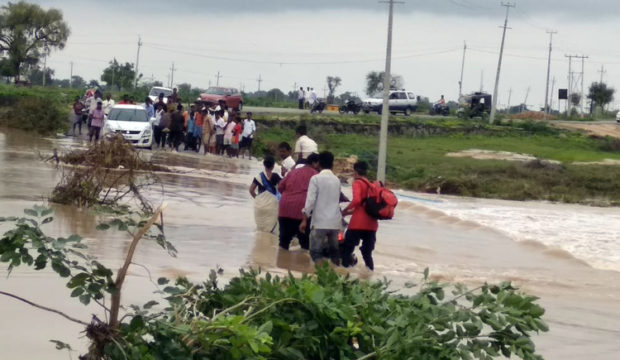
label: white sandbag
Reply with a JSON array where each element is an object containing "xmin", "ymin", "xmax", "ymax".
[{"xmin": 254, "ymin": 191, "xmax": 279, "ymax": 234}]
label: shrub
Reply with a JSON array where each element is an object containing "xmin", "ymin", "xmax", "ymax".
[{"xmin": 2, "ymin": 96, "xmax": 67, "ymax": 134}]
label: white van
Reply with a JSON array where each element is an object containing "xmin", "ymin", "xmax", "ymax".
[{"xmin": 103, "ymin": 105, "xmax": 154, "ymax": 148}]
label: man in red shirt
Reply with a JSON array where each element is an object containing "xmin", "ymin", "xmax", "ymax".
[
  {"xmin": 341, "ymin": 161, "xmax": 379, "ymax": 270},
  {"xmin": 277, "ymin": 153, "xmax": 319, "ymax": 250}
]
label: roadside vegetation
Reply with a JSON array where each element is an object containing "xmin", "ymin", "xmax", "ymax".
[{"xmin": 0, "ymin": 84, "xmax": 81, "ymax": 134}]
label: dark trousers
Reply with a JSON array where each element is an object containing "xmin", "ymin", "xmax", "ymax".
[
  {"xmin": 341, "ymin": 230, "xmax": 376, "ymax": 270},
  {"xmin": 89, "ymin": 126, "xmax": 101, "ymax": 143},
  {"xmin": 153, "ymin": 126, "xmax": 162, "ymax": 146},
  {"xmin": 278, "ymin": 217, "xmax": 310, "ymax": 250},
  {"xmin": 298, "ymin": 99, "xmax": 304, "ymax": 109},
  {"xmin": 170, "ymin": 130, "xmax": 183, "ymax": 150},
  {"xmin": 159, "ymin": 131, "xmax": 168, "ymax": 148}
]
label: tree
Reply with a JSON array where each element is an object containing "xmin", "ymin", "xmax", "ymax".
[
  {"xmin": 570, "ymin": 93, "xmax": 581, "ymax": 107},
  {"xmin": 100, "ymin": 59, "xmax": 136, "ymax": 91},
  {"xmin": 365, "ymin": 71, "xmax": 404, "ymax": 97},
  {"xmin": 0, "ymin": 1, "xmax": 70, "ymax": 81},
  {"xmin": 70, "ymin": 75, "xmax": 86, "ymax": 89},
  {"xmin": 587, "ymin": 82, "xmax": 615, "ymax": 111},
  {"xmin": 265, "ymin": 88, "xmax": 285, "ymax": 101},
  {"xmin": 326, "ymin": 76, "xmax": 341, "ymax": 104},
  {"xmin": 27, "ymin": 66, "xmax": 54, "ymax": 85}
]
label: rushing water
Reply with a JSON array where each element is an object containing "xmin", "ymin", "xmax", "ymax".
[{"xmin": 0, "ymin": 129, "xmax": 619, "ymax": 360}]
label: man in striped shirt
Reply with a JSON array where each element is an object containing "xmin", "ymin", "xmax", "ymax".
[{"xmin": 277, "ymin": 153, "xmax": 319, "ymax": 250}]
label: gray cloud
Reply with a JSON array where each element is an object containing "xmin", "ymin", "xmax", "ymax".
[{"xmin": 91, "ymin": 0, "xmax": 618, "ymax": 19}]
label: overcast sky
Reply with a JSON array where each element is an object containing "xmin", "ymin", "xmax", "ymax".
[{"xmin": 33, "ymin": 0, "xmax": 620, "ymax": 110}]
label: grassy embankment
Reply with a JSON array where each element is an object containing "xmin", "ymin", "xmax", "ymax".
[
  {"xmin": 253, "ymin": 115, "xmax": 620, "ymax": 205},
  {"xmin": 0, "ymin": 84, "xmax": 81, "ymax": 134}
]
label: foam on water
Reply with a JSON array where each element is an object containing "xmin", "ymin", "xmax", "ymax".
[{"xmin": 397, "ymin": 192, "xmax": 620, "ymax": 272}]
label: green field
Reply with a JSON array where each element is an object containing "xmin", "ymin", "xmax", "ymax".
[{"xmin": 255, "ymin": 121, "xmax": 620, "ymax": 205}]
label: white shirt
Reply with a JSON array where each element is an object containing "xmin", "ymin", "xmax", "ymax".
[
  {"xmin": 294, "ymin": 135, "xmax": 318, "ymax": 159},
  {"xmin": 215, "ymin": 118, "xmax": 226, "ymax": 135},
  {"xmin": 310, "ymin": 91, "xmax": 317, "ymax": 103},
  {"xmin": 298, "ymin": 89, "xmax": 305, "ymax": 100},
  {"xmin": 303, "ymin": 169, "xmax": 342, "ymax": 230},
  {"xmin": 102, "ymin": 98, "xmax": 115, "ymax": 115},
  {"xmin": 223, "ymin": 110, "xmax": 229, "ymax": 122},
  {"xmin": 282, "ymin": 156, "xmax": 296, "ymax": 173},
  {"xmin": 89, "ymin": 96, "xmax": 102, "ymax": 113},
  {"xmin": 242, "ymin": 119, "xmax": 256, "ymax": 138}
]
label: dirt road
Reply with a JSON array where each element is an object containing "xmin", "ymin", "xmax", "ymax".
[{"xmin": 552, "ymin": 120, "xmax": 620, "ymax": 139}]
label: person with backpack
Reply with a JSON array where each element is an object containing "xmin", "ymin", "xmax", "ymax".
[{"xmin": 340, "ymin": 161, "xmax": 379, "ymax": 270}]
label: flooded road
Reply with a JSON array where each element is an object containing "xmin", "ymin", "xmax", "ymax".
[{"xmin": 1, "ymin": 129, "xmax": 619, "ymax": 359}]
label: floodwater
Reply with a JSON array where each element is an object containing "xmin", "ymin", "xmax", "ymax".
[{"xmin": 1, "ymin": 129, "xmax": 619, "ymax": 359}]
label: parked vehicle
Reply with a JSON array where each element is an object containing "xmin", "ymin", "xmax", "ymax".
[
  {"xmin": 429, "ymin": 103, "xmax": 450, "ymax": 116},
  {"xmin": 457, "ymin": 92, "xmax": 492, "ymax": 119},
  {"xmin": 198, "ymin": 87, "xmax": 243, "ymax": 110},
  {"xmin": 362, "ymin": 90, "xmax": 418, "ymax": 115},
  {"xmin": 148, "ymin": 86, "xmax": 173, "ymax": 104},
  {"xmin": 311, "ymin": 99, "xmax": 326, "ymax": 114},
  {"xmin": 339, "ymin": 99, "xmax": 363, "ymax": 115},
  {"xmin": 616, "ymin": 111, "xmax": 620, "ymax": 124},
  {"xmin": 103, "ymin": 105, "xmax": 155, "ymax": 149}
]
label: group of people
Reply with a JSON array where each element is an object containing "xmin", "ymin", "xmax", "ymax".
[
  {"xmin": 250, "ymin": 125, "xmax": 379, "ymax": 271},
  {"xmin": 297, "ymin": 86, "xmax": 318, "ymax": 110},
  {"xmin": 149, "ymin": 92, "xmax": 257, "ymax": 158},
  {"xmin": 71, "ymin": 89, "xmax": 115, "ymax": 143}
]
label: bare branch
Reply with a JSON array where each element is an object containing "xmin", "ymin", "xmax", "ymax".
[
  {"xmin": 0, "ymin": 290, "xmax": 89, "ymax": 326},
  {"xmin": 109, "ymin": 204, "xmax": 167, "ymax": 327}
]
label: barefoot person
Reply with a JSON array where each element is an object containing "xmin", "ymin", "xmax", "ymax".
[
  {"xmin": 88, "ymin": 101, "xmax": 105, "ymax": 144},
  {"xmin": 300, "ymin": 152, "xmax": 342, "ymax": 265}
]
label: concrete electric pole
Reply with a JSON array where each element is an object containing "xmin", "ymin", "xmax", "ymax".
[
  {"xmin": 377, "ymin": 0, "xmax": 403, "ymax": 183},
  {"xmin": 598, "ymin": 65, "xmax": 606, "ymax": 84},
  {"xmin": 215, "ymin": 71, "xmax": 222, "ymax": 87},
  {"xmin": 459, "ymin": 41, "xmax": 467, "ymax": 97},
  {"xmin": 257, "ymin": 74, "xmax": 263, "ymax": 92},
  {"xmin": 134, "ymin": 36, "xmax": 142, "ymax": 88},
  {"xmin": 169, "ymin": 62, "xmax": 176, "ymax": 88},
  {"xmin": 544, "ymin": 30, "xmax": 557, "ymax": 116},
  {"xmin": 489, "ymin": 2, "xmax": 515, "ymax": 124}
]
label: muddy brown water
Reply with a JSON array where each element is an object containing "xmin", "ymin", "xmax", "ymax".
[{"xmin": 1, "ymin": 129, "xmax": 619, "ymax": 359}]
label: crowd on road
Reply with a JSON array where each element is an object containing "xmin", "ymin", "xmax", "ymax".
[
  {"xmin": 250, "ymin": 124, "xmax": 383, "ymax": 271},
  {"xmin": 297, "ymin": 86, "xmax": 319, "ymax": 110}
]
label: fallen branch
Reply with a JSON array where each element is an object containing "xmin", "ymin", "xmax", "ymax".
[
  {"xmin": 0, "ymin": 290, "xmax": 89, "ymax": 326},
  {"xmin": 109, "ymin": 204, "xmax": 167, "ymax": 327}
]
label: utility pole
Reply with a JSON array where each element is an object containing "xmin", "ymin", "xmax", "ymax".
[
  {"xmin": 480, "ymin": 70, "xmax": 484, "ymax": 92},
  {"xmin": 549, "ymin": 77, "xmax": 556, "ymax": 113},
  {"xmin": 565, "ymin": 54, "xmax": 588, "ymax": 115},
  {"xmin": 507, "ymin": 88, "xmax": 512, "ymax": 110},
  {"xmin": 544, "ymin": 30, "xmax": 557, "ymax": 116},
  {"xmin": 69, "ymin": 62, "xmax": 73, "ymax": 88},
  {"xmin": 322, "ymin": 86, "xmax": 328, "ymax": 98},
  {"xmin": 169, "ymin": 62, "xmax": 176, "ymax": 88},
  {"xmin": 489, "ymin": 2, "xmax": 515, "ymax": 124},
  {"xmin": 377, "ymin": 0, "xmax": 403, "ymax": 183},
  {"xmin": 521, "ymin": 86, "xmax": 530, "ymax": 113},
  {"xmin": 598, "ymin": 65, "xmax": 606, "ymax": 84},
  {"xmin": 134, "ymin": 35, "xmax": 142, "ymax": 88},
  {"xmin": 580, "ymin": 56, "xmax": 587, "ymax": 115},
  {"xmin": 257, "ymin": 74, "xmax": 263, "ymax": 92},
  {"xmin": 215, "ymin": 71, "xmax": 222, "ymax": 86},
  {"xmin": 458, "ymin": 41, "xmax": 467, "ymax": 97}
]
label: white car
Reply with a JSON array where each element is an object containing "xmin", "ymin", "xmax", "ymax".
[
  {"xmin": 362, "ymin": 90, "xmax": 418, "ymax": 116},
  {"xmin": 148, "ymin": 86, "xmax": 173, "ymax": 104},
  {"xmin": 616, "ymin": 111, "xmax": 620, "ymax": 124},
  {"xmin": 103, "ymin": 105, "xmax": 155, "ymax": 148}
]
